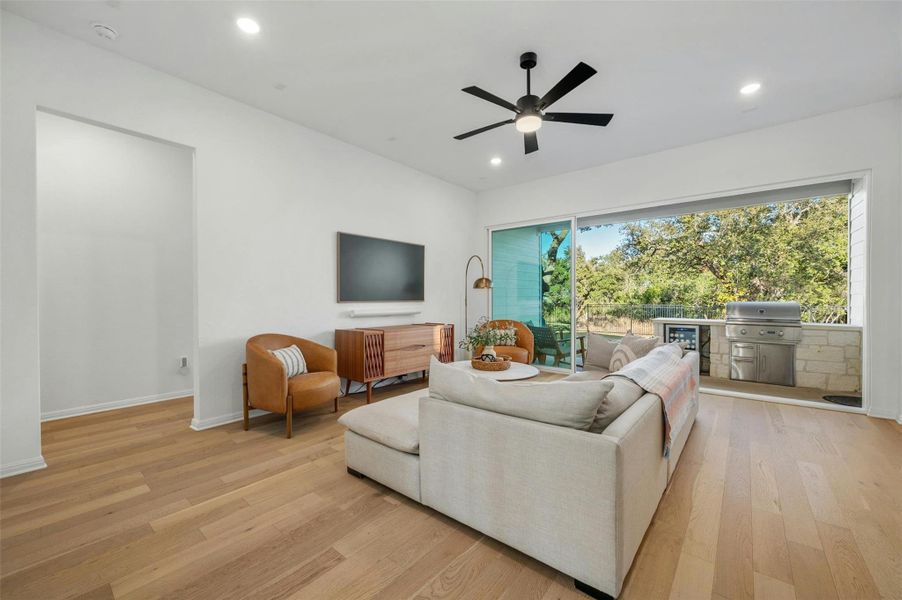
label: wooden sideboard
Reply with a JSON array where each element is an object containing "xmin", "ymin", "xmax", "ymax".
[{"xmin": 335, "ymin": 323, "xmax": 454, "ymax": 403}]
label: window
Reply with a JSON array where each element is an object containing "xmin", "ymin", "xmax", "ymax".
[
  {"xmin": 491, "ymin": 221, "xmax": 574, "ymax": 368},
  {"xmin": 488, "ymin": 180, "xmax": 858, "ymax": 372}
]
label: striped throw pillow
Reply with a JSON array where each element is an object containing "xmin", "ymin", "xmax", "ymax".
[
  {"xmin": 269, "ymin": 345, "xmax": 307, "ymax": 378},
  {"xmin": 609, "ymin": 334, "xmax": 660, "ymax": 372}
]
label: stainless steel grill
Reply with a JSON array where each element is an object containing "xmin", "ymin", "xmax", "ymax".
[{"xmin": 725, "ymin": 301, "xmax": 802, "ymax": 386}]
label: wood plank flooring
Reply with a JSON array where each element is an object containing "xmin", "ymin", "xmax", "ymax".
[{"xmin": 1, "ymin": 381, "xmax": 900, "ymax": 599}]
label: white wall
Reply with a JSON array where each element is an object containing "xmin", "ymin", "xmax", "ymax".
[
  {"xmin": 477, "ymin": 99, "xmax": 902, "ymax": 421},
  {"xmin": 36, "ymin": 111, "xmax": 194, "ymax": 420},
  {"xmin": 1, "ymin": 13, "xmax": 476, "ymax": 475}
]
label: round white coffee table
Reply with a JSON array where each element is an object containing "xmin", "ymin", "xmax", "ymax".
[{"xmin": 448, "ymin": 360, "xmax": 540, "ymax": 381}]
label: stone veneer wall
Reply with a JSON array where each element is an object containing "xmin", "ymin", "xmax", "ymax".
[{"xmin": 654, "ymin": 321, "xmax": 862, "ymax": 393}]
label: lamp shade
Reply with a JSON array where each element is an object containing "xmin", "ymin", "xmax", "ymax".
[{"xmin": 473, "ymin": 277, "xmax": 492, "ymax": 289}]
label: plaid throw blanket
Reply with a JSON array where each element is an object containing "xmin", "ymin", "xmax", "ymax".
[{"xmin": 610, "ymin": 343, "xmax": 698, "ymax": 458}]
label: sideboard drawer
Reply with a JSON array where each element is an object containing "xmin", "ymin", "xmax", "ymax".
[
  {"xmin": 384, "ymin": 347, "xmax": 436, "ymax": 377},
  {"xmin": 383, "ymin": 326, "xmax": 440, "ymax": 352}
]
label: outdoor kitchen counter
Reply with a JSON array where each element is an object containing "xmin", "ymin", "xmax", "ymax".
[
  {"xmin": 652, "ymin": 318, "xmax": 862, "ymax": 392},
  {"xmin": 651, "ymin": 317, "xmax": 861, "ymax": 330}
]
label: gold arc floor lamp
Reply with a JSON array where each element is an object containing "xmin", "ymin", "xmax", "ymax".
[{"xmin": 464, "ymin": 254, "xmax": 492, "ymax": 335}]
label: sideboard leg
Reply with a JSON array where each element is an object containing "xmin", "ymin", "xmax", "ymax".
[
  {"xmin": 366, "ymin": 381, "xmax": 372, "ymax": 404},
  {"xmin": 344, "ymin": 379, "xmax": 351, "ymax": 397}
]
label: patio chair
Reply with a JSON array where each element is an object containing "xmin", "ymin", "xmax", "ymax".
[{"xmin": 528, "ymin": 324, "xmax": 572, "ymax": 368}]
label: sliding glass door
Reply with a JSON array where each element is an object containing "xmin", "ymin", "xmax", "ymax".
[{"xmin": 490, "ymin": 220, "xmax": 577, "ymax": 370}]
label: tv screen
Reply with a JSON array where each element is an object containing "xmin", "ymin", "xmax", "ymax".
[{"xmin": 338, "ymin": 232, "xmax": 425, "ymax": 302}]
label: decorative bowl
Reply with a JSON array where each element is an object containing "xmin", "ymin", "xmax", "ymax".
[{"xmin": 471, "ymin": 355, "xmax": 512, "ymax": 372}]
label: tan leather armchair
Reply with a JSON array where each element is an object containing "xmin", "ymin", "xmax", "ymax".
[
  {"xmin": 243, "ymin": 333, "xmax": 341, "ymax": 438},
  {"xmin": 477, "ymin": 320, "xmax": 535, "ymax": 365}
]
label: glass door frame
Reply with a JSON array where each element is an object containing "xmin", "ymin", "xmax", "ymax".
[{"xmin": 486, "ymin": 216, "xmax": 578, "ymax": 374}]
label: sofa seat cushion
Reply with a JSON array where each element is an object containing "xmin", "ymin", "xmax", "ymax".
[
  {"xmin": 429, "ymin": 357, "xmax": 612, "ymax": 431},
  {"xmin": 338, "ymin": 390, "xmax": 422, "ymax": 454},
  {"xmin": 288, "ymin": 371, "xmax": 341, "ymax": 410},
  {"xmin": 563, "ymin": 368, "xmax": 610, "ymax": 381},
  {"xmin": 493, "ymin": 345, "xmax": 529, "ymax": 364}
]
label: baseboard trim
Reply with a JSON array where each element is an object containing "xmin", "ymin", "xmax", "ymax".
[
  {"xmin": 190, "ymin": 408, "xmax": 267, "ymax": 431},
  {"xmin": 41, "ymin": 389, "xmax": 193, "ymax": 422},
  {"xmin": 699, "ymin": 385, "xmax": 866, "ymax": 414},
  {"xmin": 864, "ymin": 406, "xmax": 902, "ymax": 421},
  {"xmin": 0, "ymin": 455, "xmax": 48, "ymax": 479}
]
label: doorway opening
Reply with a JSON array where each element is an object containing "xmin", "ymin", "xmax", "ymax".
[{"xmin": 36, "ymin": 110, "xmax": 197, "ymax": 424}]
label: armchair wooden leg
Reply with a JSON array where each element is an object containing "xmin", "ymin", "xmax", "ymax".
[
  {"xmin": 333, "ymin": 397, "xmax": 339, "ymax": 413},
  {"xmin": 286, "ymin": 395, "xmax": 293, "ymax": 439},
  {"xmin": 241, "ymin": 363, "xmax": 249, "ymax": 431}
]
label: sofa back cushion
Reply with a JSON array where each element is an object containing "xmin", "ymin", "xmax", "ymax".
[
  {"xmin": 585, "ymin": 333, "xmax": 617, "ymax": 371},
  {"xmin": 589, "ymin": 376, "xmax": 646, "ymax": 433},
  {"xmin": 562, "ymin": 365, "xmax": 651, "ymax": 433},
  {"xmin": 428, "ymin": 357, "xmax": 612, "ymax": 431}
]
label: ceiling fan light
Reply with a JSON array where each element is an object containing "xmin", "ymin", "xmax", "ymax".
[{"xmin": 515, "ymin": 115, "xmax": 542, "ymax": 133}]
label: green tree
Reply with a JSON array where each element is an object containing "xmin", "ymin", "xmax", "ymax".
[{"xmin": 550, "ymin": 195, "xmax": 850, "ymax": 324}]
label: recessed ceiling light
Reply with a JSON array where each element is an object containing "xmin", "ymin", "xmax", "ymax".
[
  {"xmin": 740, "ymin": 82, "xmax": 761, "ymax": 95},
  {"xmin": 490, "ymin": 157, "xmax": 502, "ymax": 166},
  {"xmin": 236, "ymin": 17, "xmax": 260, "ymax": 34}
]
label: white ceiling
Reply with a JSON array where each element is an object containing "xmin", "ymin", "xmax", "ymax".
[{"xmin": 4, "ymin": 1, "xmax": 901, "ymax": 191}]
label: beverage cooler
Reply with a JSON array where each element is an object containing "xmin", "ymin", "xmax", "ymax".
[{"xmin": 663, "ymin": 324, "xmax": 710, "ymax": 375}]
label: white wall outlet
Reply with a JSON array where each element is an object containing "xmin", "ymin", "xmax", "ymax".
[{"xmin": 179, "ymin": 356, "xmax": 189, "ymax": 369}]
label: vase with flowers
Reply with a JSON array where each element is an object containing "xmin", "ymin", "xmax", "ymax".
[{"xmin": 458, "ymin": 317, "xmax": 516, "ymax": 360}]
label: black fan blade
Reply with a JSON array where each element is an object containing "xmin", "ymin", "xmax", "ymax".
[
  {"xmin": 544, "ymin": 112, "xmax": 613, "ymax": 126},
  {"xmin": 538, "ymin": 62, "xmax": 597, "ymax": 110},
  {"xmin": 462, "ymin": 86, "xmax": 519, "ymax": 113},
  {"xmin": 524, "ymin": 131, "xmax": 538, "ymax": 154},
  {"xmin": 453, "ymin": 119, "xmax": 514, "ymax": 140}
]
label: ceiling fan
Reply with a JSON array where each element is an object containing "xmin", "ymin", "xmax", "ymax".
[{"xmin": 453, "ymin": 52, "xmax": 613, "ymax": 154}]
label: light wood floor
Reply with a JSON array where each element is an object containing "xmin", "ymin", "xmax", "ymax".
[{"xmin": 1, "ymin": 381, "xmax": 900, "ymax": 600}]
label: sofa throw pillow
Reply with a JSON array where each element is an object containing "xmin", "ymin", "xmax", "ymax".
[
  {"xmin": 269, "ymin": 345, "xmax": 307, "ymax": 377},
  {"xmin": 609, "ymin": 333, "xmax": 660, "ymax": 372},
  {"xmin": 589, "ymin": 375, "xmax": 646, "ymax": 433},
  {"xmin": 585, "ymin": 333, "xmax": 617, "ymax": 372},
  {"xmin": 428, "ymin": 357, "xmax": 612, "ymax": 430}
]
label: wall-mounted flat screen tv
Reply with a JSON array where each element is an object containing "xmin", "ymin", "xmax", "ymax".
[{"xmin": 338, "ymin": 232, "xmax": 425, "ymax": 302}]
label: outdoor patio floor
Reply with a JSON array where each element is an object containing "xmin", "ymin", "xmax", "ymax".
[{"xmin": 701, "ymin": 376, "xmax": 862, "ymax": 408}]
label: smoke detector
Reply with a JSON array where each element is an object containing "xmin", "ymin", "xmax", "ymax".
[{"xmin": 91, "ymin": 22, "xmax": 119, "ymax": 41}]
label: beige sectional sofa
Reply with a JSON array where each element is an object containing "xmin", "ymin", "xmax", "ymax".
[{"xmin": 339, "ymin": 351, "xmax": 700, "ymax": 599}]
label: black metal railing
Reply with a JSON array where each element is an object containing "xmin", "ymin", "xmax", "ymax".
[{"xmin": 543, "ymin": 302, "xmax": 848, "ymax": 337}]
